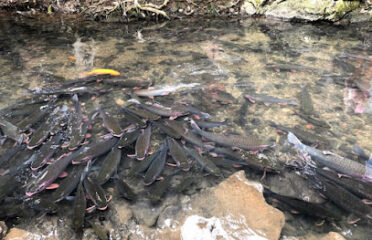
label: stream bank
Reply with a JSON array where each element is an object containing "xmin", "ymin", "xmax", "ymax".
[{"xmin": 0, "ymin": 0, "xmax": 371, "ymax": 23}]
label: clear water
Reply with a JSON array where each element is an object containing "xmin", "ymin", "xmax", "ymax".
[{"xmin": 0, "ymin": 13, "xmax": 371, "ymax": 239}]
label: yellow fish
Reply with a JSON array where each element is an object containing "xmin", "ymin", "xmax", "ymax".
[{"xmin": 81, "ymin": 69, "xmax": 120, "ymax": 77}]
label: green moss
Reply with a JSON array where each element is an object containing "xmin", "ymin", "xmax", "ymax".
[{"xmin": 330, "ymin": 1, "xmax": 360, "ymax": 20}]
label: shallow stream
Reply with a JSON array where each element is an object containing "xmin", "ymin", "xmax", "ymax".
[{"xmin": 0, "ymin": 13, "xmax": 371, "ymax": 239}]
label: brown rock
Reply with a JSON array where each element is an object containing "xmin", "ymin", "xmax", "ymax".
[
  {"xmin": 211, "ymin": 170, "xmax": 285, "ymax": 240},
  {"xmin": 320, "ymin": 232, "xmax": 346, "ymax": 240},
  {"xmin": 5, "ymin": 228, "xmax": 34, "ymax": 240},
  {"xmin": 129, "ymin": 170, "xmax": 285, "ymax": 240}
]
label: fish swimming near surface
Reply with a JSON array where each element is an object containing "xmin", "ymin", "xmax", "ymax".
[
  {"xmin": 244, "ymin": 94, "xmax": 298, "ymax": 106},
  {"xmin": 288, "ymin": 132, "xmax": 372, "ymax": 182},
  {"xmin": 134, "ymin": 83, "xmax": 200, "ymax": 97},
  {"xmin": 190, "ymin": 119, "xmax": 270, "ymax": 151}
]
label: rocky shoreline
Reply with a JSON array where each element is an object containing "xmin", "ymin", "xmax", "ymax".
[{"xmin": 0, "ymin": 0, "xmax": 371, "ymax": 23}]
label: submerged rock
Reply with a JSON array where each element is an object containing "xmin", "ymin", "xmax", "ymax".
[
  {"xmin": 130, "ymin": 170, "xmax": 285, "ymax": 239},
  {"xmin": 5, "ymin": 228, "xmax": 39, "ymax": 240}
]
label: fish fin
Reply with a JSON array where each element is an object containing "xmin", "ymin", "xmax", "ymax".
[
  {"xmin": 315, "ymin": 220, "xmax": 325, "ymax": 227},
  {"xmin": 65, "ymin": 196, "xmax": 75, "ymax": 201},
  {"xmin": 59, "ymin": 172, "xmax": 68, "ymax": 178},
  {"xmin": 347, "ymin": 214, "xmax": 361, "ymax": 224},
  {"xmin": 193, "ymin": 114, "xmax": 201, "ymax": 120},
  {"xmin": 86, "ymin": 205, "xmax": 96, "ymax": 213},
  {"xmin": 72, "ymin": 94, "xmax": 79, "ymax": 102},
  {"xmin": 362, "ymin": 199, "xmax": 372, "ymax": 205},
  {"xmin": 189, "ymin": 119, "xmax": 202, "ymax": 132},
  {"xmin": 46, "ymin": 183, "xmax": 59, "ymax": 190},
  {"xmin": 287, "ymin": 132, "xmax": 303, "ymax": 147},
  {"xmin": 98, "ymin": 206, "xmax": 108, "ymax": 211}
]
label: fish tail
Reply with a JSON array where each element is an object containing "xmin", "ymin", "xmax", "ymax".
[
  {"xmin": 287, "ymin": 132, "xmax": 303, "ymax": 148},
  {"xmin": 189, "ymin": 119, "xmax": 202, "ymax": 133},
  {"xmin": 267, "ymin": 121, "xmax": 278, "ymax": 128},
  {"xmin": 72, "ymin": 94, "xmax": 79, "ymax": 102}
]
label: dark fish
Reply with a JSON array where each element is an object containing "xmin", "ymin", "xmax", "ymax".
[
  {"xmin": 95, "ymin": 147, "xmax": 122, "ymax": 185},
  {"xmin": 149, "ymin": 171, "xmax": 179, "ymax": 204},
  {"xmin": 269, "ymin": 121, "xmax": 328, "ymax": 145},
  {"xmin": 212, "ymin": 90, "xmax": 235, "ymax": 104},
  {"xmin": 127, "ymin": 148, "xmax": 161, "ymax": 178},
  {"xmin": 68, "ymin": 111, "xmax": 98, "ymax": 151},
  {"xmin": 194, "ymin": 119, "xmax": 229, "ymax": 129},
  {"xmin": 133, "ymin": 125, "xmax": 151, "ymax": 160},
  {"xmin": 26, "ymin": 148, "xmax": 85, "ymax": 196},
  {"xmin": 316, "ymin": 168, "xmax": 372, "ymax": 200},
  {"xmin": 26, "ymin": 124, "xmax": 50, "ymax": 150},
  {"xmin": 152, "ymin": 120, "xmax": 181, "ymax": 139},
  {"xmin": 0, "ymin": 173, "xmax": 19, "ymax": 201},
  {"xmin": 149, "ymin": 178, "xmax": 170, "ymax": 204},
  {"xmin": 184, "ymin": 146, "xmax": 222, "ymax": 176},
  {"xmin": 293, "ymin": 111, "xmax": 330, "ymax": 129},
  {"xmin": 73, "ymin": 183, "xmax": 86, "ymax": 232},
  {"xmin": 190, "ymin": 120, "xmax": 269, "ymax": 151},
  {"xmin": 167, "ymin": 137, "xmax": 190, "ymax": 171},
  {"xmin": 118, "ymin": 129, "xmax": 140, "ymax": 148},
  {"xmin": 0, "ymin": 96, "xmax": 52, "ymax": 117},
  {"xmin": 30, "ymin": 133, "xmax": 63, "ymax": 170},
  {"xmin": 316, "ymin": 175, "xmax": 372, "ymax": 220},
  {"xmin": 298, "ymin": 84, "xmax": 314, "ymax": 116},
  {"xmin": 138, "ymin": 103, "xmax": 186, "ymax": 119},
  {"xmin": 144, "ymin": 144, "xmax": 168, "ymax": 185},
  {"xmin": 5, "ymin": 103, "xmax": 45, "ymax": 118},
  {"xmin": 172, "ymin": 104, "xmax": 210, "ymax": 119},
  {"xmin": 173, "ymin": 172, "xmax": 195, "ymax": 193},
  {"xmin": 264, "ymin": 189, "xmax": 342, "ymax": 220},
  {"xmin": 17, "ymin": 106, "xmax": 49, "ymax": 131},
  {"xmin": 28, "ymin": 198, "xmax": 58, "ymax": 214},
  {"xmin": 0, "ymin": 144, "xmax": 24, "ymax": 166},
  {"xmin": 51, "ymin": 165, "xmax": 85, "ymax": 202},
  {"xmin": 162, "ymin": 119, "xmax": 188, "ymax": 135},
  {"xmin": 71, "ymin": 137, "xmax": 119, "ymax": 164},
  {"xmin": 288, "ymin": 132, "xmax": 372, "ymax": 181},
  {"xmin": 115, "ymin": 178, "xmax": 136, "ymax": 201},
  {"xmin": 244, "ymin": 94, "xmax": 297, "ymax": 105},
  {"xmin": 84, "ymin": 177, "xmax": 109, "ymax": 210},
  {"xmin": 352, "ymin": 144, "xmax": 370, "ymax": 161},
  {"xmin": 103, "ymin": 78, "xmax": 149, "ymax": 88},
  {"xmin": 31, "ymin": 86, "xmax": 101, "ymax": 96},
  {"xmin": 89, "ymin": 221, "xmax": 108, "ymax": 240},
  {"xmin": 65, "ymin": 94, "xmax": 84, "ymax": 147},
  {"xmin": 120, "ymin": 108, "xmax": 147, "ymax": 128},
  {"xmin": 27, "ymin": 107, "xmax": 66, "ymax": 149},
  {"xmin": 266, "ymin": 64, "xmax": 325, "ymax": 73},
  {"xmin": 99, "ymin": 109, "xmax": 122, "ymax": 137},
  {"xmin": 0, "ymin": 117, "xmax": 23, "ymax": 143},
  {"xmin": 181, "ymin": 130, "xmax": 206, "ymax": 148},
  {"xmin": 123, "ymin": 107, "xmax": 160, "ymax": 121},
  {"xmin": 339, "ymin": 53, "xmax": 372, "ymax": 61},
  {"xmin": 62, "ymin": 74, "xmax": 112, "ymax": 88},
  {"xmin": 209, "ymin": 157, "xmax": 246, "ymax": 168}
]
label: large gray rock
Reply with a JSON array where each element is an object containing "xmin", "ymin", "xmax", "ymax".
[{"xmin": 241, "ymin": 0, "xmax": 362, "ymax": 22}]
